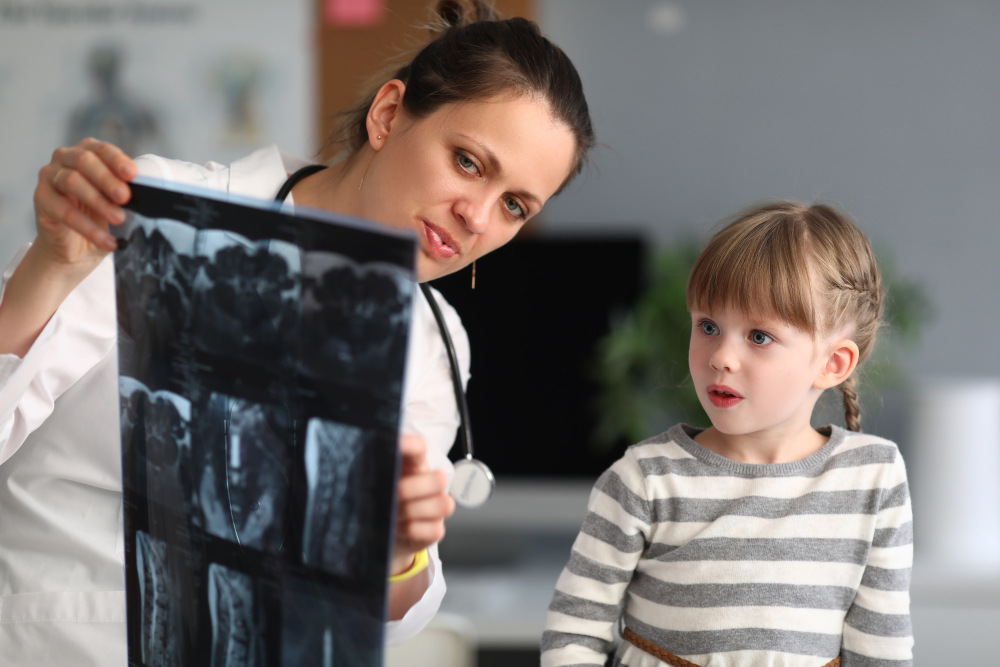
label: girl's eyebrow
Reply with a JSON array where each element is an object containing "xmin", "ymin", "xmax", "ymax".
[{"xmin": 455, "ymin": 132, "xmax": 542, "ymax": 208}]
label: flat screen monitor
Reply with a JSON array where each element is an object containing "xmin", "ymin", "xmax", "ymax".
[{"xmin": 431, "ymin": 236, "xmax": 644, "ymax": 479}]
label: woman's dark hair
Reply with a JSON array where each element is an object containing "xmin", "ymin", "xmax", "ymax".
[{"xmin": 334, "ymin": 0, "xmax": 594, "ymax": 190}]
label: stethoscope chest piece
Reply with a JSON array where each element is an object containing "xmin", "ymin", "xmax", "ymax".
[{"xmin": 451, "ymin": 456, "xmax": 495, "ymax": 509}]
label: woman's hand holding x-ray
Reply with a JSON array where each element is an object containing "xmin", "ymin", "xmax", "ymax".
[
  {"xmin": 0, "ymin": 138, "xmax": 136, "ymax": 358},
  {"xmin": 35, "ymin": 137, "xmax": 136, "ymax": 258},
  {"xmin": 387, "ymin": 434, "xmax": 455, "ymax": 620}
]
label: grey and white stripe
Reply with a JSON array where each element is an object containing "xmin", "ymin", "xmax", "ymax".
[{"xmin": 542, "ymin": 424, "xmax": 913, "ymax": 667}]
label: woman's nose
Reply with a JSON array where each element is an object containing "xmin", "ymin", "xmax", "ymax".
[{"xmin": 454, "ymin": 194, "xmax": 491, "ymax": 235}]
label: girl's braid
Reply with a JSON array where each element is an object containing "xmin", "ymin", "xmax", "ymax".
[
  {"xmin": 841, "ymin": 374, "xmax": 862, "ymax": 432},
  {"xmin": 825, "ymin": 239, "xmax": 882, "ymax": 433}
]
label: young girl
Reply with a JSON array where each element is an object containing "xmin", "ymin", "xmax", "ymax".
[{"xmin": 542, "ymin": 202, "xmax": 912, "ymax": 667}]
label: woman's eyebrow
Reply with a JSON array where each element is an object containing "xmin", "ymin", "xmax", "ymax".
[
  {"xmin": 456, "ymin": 132, "xmax": 542, "ymax": 207},
  {"xmin": 457, "ymin": 133, "xmax": 503, "ymax": 174}
]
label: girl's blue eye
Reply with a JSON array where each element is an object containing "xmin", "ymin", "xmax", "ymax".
[
  {"xmin": 504, "ymin": 196, "xmax": 525, "ymax": 218},
  {"xmin": 457, "ymin": 153, "xmax": 478, "ymax": 174},
  {"xmin": 751, "ymin": 330, "xmax": 773, "ymax": 345},
  {"xmin": 700, "ymin": 321, "xmax": 719, "ymax": 336}
]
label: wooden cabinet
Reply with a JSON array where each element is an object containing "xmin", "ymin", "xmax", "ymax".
[{"xmin": 315, "ymin": 0, "xmax": 534, "ymax": 159}]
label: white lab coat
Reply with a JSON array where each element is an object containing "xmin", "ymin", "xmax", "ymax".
[{"xmin": 0, "ymin": 145, "xmax": 470, "ymax": 666}]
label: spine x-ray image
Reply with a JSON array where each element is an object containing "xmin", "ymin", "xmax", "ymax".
[
  {"xmin": 116, "ymin": 179, "xmax": 415, "ymax": 667},
  {"xmin": 208, "ymin": 564, "xmax": 266, "ymax": 667}
]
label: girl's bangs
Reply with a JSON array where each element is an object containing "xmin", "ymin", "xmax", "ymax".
[{"xmin": 686, "ymin": 216, "xmax": 817, "ymax": 333}]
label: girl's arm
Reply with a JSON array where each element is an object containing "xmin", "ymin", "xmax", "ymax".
[
  {"xmin": 541, "ymin": 450, "xmax": 652, "ymax": 667},
  {"xmin": 841, "ymin": 451, "xmax": 914, "ymax": 666}
]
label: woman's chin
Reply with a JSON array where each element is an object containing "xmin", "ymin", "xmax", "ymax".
[{"xmin": 415, "ymin": 253, "xmax": 463, "ymax": 283}]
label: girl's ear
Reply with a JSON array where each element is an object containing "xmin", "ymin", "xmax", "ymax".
[
  {"xmin": 815, "ymin": 338, "xmax": 860, "ymax": 390},
  {"xmin": 365, "ymin": 79, "xmax": 407, "ymax": 151}
]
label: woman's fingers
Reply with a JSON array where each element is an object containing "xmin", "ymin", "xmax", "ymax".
[
  {"xmin": 33, "ymin": 139, "xmax": 136, "ymax": 259},
  {"xmin": 397, "ymin": 491, "xmax": 455, "ymax": 522},
  {"xmin": 398, "ymin": 434, "xmax": 430, "ymax": 475},
  {"xmin": 87, "ymin": 137, "xmax": 138, "ymax": 181},
  {"xmin": 398, "ymin": 468, "xmax": 449, "ymax": 500},
  {"xmin": 393, "ymin": 435, "xmax": 454, "ymax": 556},
  {"xmin": 49, "ymin": 161, "xmax": 125, "ymax": 227},
  {"xmin": 53, "ymin": 142, "xmax": 132, "ymax": 221},
  {"xmin": 396, "ymin": 519, "xmax": 446, "ymax": 547},
  {"xmin": 34, "ymin": 177, "xmax": 117, "ymax": 251}
]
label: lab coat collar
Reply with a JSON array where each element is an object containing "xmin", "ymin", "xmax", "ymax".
[{"xmin": 227, "ymin": 144, "xmax": 317, "ymax": 201}]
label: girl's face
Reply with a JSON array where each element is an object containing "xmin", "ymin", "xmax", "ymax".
[
  {"xmin": 688, "ymin": 306, "xmax": 832, "ymax": 439},
  {"xmin": 360, "ymin": 94, "xmax": 577, "ymax": 282}
]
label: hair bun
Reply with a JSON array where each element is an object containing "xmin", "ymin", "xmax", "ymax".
[
  {"xmin": 436, "ymin": 0, "xmax": 465, "ymax": 27},
  {"xmin": 433, "ymin": 0, "xmax": 500, "ymax": 32}
]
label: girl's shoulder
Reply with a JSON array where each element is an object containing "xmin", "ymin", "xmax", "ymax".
[
  {"xmin": 608, "ymin": 423, "xmax": 705, "ymax": 478},
  {"xmin": 827, "ymin": 428, "xmax": 909, "ymax": 491},
  {"xmin": 830, "ymin": 427, "xmax": 907, "ymax": 468}
]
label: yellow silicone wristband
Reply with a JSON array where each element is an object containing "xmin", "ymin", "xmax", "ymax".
[{"xmin": 388, "ymin": 548, "xmax": 429, "ymax": 583}]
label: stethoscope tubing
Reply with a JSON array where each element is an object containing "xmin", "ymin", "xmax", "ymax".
[{"xmin": 419, "ymin": 283, "xmax": 476, "ymax": 461}]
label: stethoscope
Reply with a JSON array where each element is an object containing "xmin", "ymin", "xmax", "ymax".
[{"xmin": 243, "ymin": 165, "xmax": 495, "ymax": 512}]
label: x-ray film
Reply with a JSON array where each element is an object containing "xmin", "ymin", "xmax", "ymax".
[{"xmin": 115, "ymin": 177, "xmax": 415, "ymax": 667}]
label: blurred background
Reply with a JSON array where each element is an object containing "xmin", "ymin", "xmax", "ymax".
[{"xmin": 2, "ymin": 0, "xmax": 998, "ymax": 665}]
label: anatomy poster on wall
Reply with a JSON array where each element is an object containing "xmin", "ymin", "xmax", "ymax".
[
  {"xmin": 114, "ymin": 178, "xmax": 414, "ymax": 667},
  {"xmin": 0, "ymin": 0, "xmax": 313, "ymax": 268}
]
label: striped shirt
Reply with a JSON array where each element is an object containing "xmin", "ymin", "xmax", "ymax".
[{"xmin": 542, "ymin": 424, "xmax": 913, "ymax": 667}]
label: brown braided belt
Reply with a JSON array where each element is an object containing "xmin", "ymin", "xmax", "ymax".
[{"xmin": 622, "ymin": 627, "xmax": 841, "ymax": 667}]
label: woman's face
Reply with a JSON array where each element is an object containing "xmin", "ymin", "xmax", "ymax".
[{"xmin": 360, "ymin": 94, "xmax": 577, "ymax": 282}]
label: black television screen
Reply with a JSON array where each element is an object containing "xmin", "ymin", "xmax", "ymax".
[{"xmin": 430, "ymin": 236, "xmax": 644, "ymax": 478}]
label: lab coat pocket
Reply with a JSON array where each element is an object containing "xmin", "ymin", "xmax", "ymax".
[{"xmin": 0, "ymin": 590, "xmax": 126, "ymax": 667}]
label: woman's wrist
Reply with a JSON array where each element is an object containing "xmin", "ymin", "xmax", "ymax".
[
  {"xmin": 389, "ymin": 549, "xmax": 419, "ymax": 578},
  {"xmin": 389, "ymin": 548, "xmax": 428, "ymax": 583},
  {"xmin": 0, "ymin": 243, "xmax": 100, "ymax": 357}
]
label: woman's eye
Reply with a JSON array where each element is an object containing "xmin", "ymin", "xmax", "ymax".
[
  {"xmin": 700, "ymin": 321, "xmax": 719, "ymax": 336},
  {"xmin": 457, "ymin": 153, "xmax": 479, "ymax": 175},
  {"xmin": 504, "ymin": 196, "xmax": 525, "ymax": 218},
  {"xmin": 751, "ymin": 330, "xmax": 773, "ymax": 345}
]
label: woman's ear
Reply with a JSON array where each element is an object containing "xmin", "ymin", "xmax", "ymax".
[
  {"xmin": 815, "ymin": 338, "xmax": 860, "ymax": 390},
  {"xmin": 365, "ymin": 80, "xmax": 406, "ymax": 151}
]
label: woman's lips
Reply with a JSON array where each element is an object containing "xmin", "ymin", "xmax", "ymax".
[
  {"xmin": 422, "ymin": 220, "xmax": 459, "ymax": 259},
  {"xmin": 707, "ymin": 384, "xmax": 744, "ymax": 409}
]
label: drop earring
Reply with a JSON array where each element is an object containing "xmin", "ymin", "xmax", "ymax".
[
  {"xmin": 358, "ymin": 149, "xmax": 375, "ymax": 191},
  {"xmin": 358, "ymin": 135, "xmax": 383, "ymax": 191},
  {"xmin": 471, "ymin": 260, "xmax": 476, "ymax": 289}
]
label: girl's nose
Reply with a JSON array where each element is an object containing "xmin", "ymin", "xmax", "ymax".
[{"xmin": 708, "ymin": 339, "xmax": 739, "ymax": 372}]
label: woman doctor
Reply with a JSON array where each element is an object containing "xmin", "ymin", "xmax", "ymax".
[{"xmin": 0, "ymin": 1, "xmax": 594, "ymax": 665}]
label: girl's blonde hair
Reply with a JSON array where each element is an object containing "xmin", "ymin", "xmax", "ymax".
[{"xmin": 686, "ymin": 201, "xmax": 884, "ymax": 432}]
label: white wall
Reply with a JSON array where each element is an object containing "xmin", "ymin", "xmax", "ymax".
[{"xmin": 539, "ymin": 0, "xmax": 1000, "ymax": 379}]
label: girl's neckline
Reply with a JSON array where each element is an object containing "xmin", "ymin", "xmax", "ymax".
[{"xmin": 667, "ymin": 423, "xmax": 846, "ymax": 476}]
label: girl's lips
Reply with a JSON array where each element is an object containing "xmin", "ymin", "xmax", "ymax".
[
  {"xmin": 422, "ymin": 220, "xmax": 459, "ymax": 259},
  {"xmin": 707, "ymin": 384, "xmax": 744, "ymax": 409}
]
